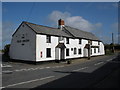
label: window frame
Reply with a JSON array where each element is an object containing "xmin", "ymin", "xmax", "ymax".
[
  {"xmin": 46, "ymin": 48, "xmax": 51, "ymax": 58},
  {"xmin": 66, "ymin": 37, "xmax": 69, "ymax": 44},
  {"xmin": 98, "ymin": 41, "xmax": 100, "ymax": 45},
  {"xmin": 94, "ymin": 48, "xmax": 96, "ymax": 53},
  {"xmin": 79, "ymin": 39, "xmax": 82, "ymax": 44},
  {"xmin": 66, "ymin": 48, "xmax": 69, "ymax": 56},
  {"xmin": 78, "ymin": 48, "xmax": 81, "ymax": 54},
  {"xmin": 46, "ymin": 35, "xmax": 51, "ymax": 43},
  {"xmin": 74, "ymin": 48, "xmax": 77, "ymax": 55}
]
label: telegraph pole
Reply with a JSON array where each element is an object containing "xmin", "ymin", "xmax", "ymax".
[{"xmin": 112, "ymin": 33, "xmax": 115, "ymax": 53}]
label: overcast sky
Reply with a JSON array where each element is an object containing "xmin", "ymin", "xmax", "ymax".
[{"xmin": 1, "ymin": 2, "xmax": 119, "ymax": 49}]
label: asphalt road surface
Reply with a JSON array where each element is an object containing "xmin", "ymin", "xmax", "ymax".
[{"xmin": 1, "ymin": 52, "xmax": 120, "ymax": 89}]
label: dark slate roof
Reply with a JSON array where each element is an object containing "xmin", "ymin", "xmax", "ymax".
[
  {"xmin": 23, "ymin": 21, "xmax": 100, "ymax": 41},
  {"xmin": 24, "ymin": 22, "xmax": 72, "ymax": 38},
  {"xmin": 63, "ymin": 26, "xmax": 100, "ymax": 41},
  {"xmin": 56, "ymin": 43, "xmax": 66, "ymax": 48}
]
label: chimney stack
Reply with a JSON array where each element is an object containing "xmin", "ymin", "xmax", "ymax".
[{"xmin": 58, "ymin": 19, "xmax": 65, "ymax": 29}]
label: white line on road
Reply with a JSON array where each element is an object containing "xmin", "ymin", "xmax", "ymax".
[
  {"xmin": 94, "ymin": 62, "xmax": 104, "ymax": 66},
  {"xmin": 14, "ymin": 67, "xmax": 45, "ymax": 72},
  {"xmin": 14, "ymin": 69, "xmax": 27, "ymax": 72},
  {"xmin": 107, "ymin": 59, "xmax": 112, "ymax": 62},
  {"xmin": 46, "ymin": 67, "xmax": 50, "ymax": 69},
  {"xmin": 1, "ymin": 64, "xmax": 12, "ymax": 68},
  {"xmin": 53, "ymin": 65, "xmax": 65, "ymax": 68},
  {"xmin": 38, "ymin": 67, "xmax": 45, "ymax": 70},
  {"xmin": 107, "ymin": 57, "xmax": 117, "ymax": 62},
  {"xmin": 73, "ymin": 67, "xmax": 88, "ymax": 71},
  {"xmin": 2, "ymin": 76, "xmax": 55, "ymax": 88},
  {"xmin": 2, "ymin": 70, "xmax": 13, "ymax": 74},
  {"xmin": 14, "ymin": 65, "xmax": 65, "ymax": 72}
]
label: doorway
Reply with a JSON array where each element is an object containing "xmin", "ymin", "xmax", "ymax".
[{"xmin": 60, "ymin": 48, "xmax": 65, "ymax": 60}]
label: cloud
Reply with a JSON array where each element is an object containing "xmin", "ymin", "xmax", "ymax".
[{"xmin": 47, "ymin": 10, "xmax": 102, "ymax": 32}]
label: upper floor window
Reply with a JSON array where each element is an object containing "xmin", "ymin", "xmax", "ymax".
[
  {"xmin": 98, "ymin": 41, "xmax": 100, "ymax": 45},
  {"xmin": 66, "ymin": 38, "xmax": 69, "ymax": 44},
  {"xmin": 79, "ymin": 39, "xmax": 82, "ymax": 44},
  {"xmin": 59, "ymin": 36, "xmax": 64, "ymax": 41},
  {"xmin": 46, "ymin": 35, "xmax": 51, "ymax": 43},
  {"xmin": 88, "ymin": 40, "xmax": 92, "ymax": 45}
]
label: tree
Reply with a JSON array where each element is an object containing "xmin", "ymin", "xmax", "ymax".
[{"xmin": 3, "ymin": 44, "xmax": 10, "ymax": 57}]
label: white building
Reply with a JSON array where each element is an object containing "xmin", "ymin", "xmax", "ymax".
[{"xmin": 9, "ymin": 19, "xmax": 105, "ymax": 63}]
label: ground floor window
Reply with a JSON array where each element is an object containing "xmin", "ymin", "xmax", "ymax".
[
  {"xmin": 91, "ymin": 49, "xmax": 92, "ymax": 55},
  {"xmin": 94, "ymin": 48, "xmax": 96, "ymax": 53},
  {"xmin": 74, "ymin": 48, "xmax": 77, "ymax": 54},
  {"xmin": 78, "ymin": 49, "xmax": 81, "ymax": 54},
  {"xmin": 46, "ymin": 48, "xmax": 51, "ymax": 57},
  {"xmin": 98, "ymin": 47, "xmax": 100, "ymax": 53},
  {"xmin": 66, "ymin": 48, "xmax": 69, "ymax": 56}
]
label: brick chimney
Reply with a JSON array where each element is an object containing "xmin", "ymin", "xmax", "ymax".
[{"xmin": 58, "ymin": 19, "xmax": 65, "ymax": 30}]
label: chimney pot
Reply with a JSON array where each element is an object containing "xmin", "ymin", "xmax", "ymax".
[{"xmin": 58, "ymin": 19, "xmax": 64, "ymax": 26}]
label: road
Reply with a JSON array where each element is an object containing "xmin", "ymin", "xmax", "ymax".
[{"xmin": 1, "ymin": 53, "xmax": 120, "ymax": 89}]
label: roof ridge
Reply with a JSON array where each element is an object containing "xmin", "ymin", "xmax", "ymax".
[
  {"xmin": 23, "ymin": 21, "xmax": 59, "ymax": 30},
  {"xmin": 65, "ymin": 25, "xmax": 91, "ymax": 34}
]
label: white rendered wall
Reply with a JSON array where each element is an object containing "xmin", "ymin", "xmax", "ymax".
[
  {"xmin": 64, "ymin": 38, "xmax": 88, "ymax": 59},
  {"xmin": 91, "ymin": 41, "xmax": 105, "ymax": 56},
  {"xmin": 9, "ymin": 23, "xmax": 36, "ymax": 61},
  {"xmin": 99, "ymin": 42, "xmax": 105, "ymax": 55},
  {"xmin": 55, "ymin": 48, "xmax": 60, "ymax": 60},
  {"xmin": 36, "ymin": 34, "xmax": 58, "ymax": 61},
  {"xmin": 91, "ymin": 41, "xmax": 100, "ymax": 56}
]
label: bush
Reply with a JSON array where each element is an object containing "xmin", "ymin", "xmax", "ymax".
[
  {"xmin": 67, "ymin": 60, "xmax": 72, "ymax": 64},
  {"xmin": 3, "ymin": 44, "xmax": 10, "ymax": 58}
]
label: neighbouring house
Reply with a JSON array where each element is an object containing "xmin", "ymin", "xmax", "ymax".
[{"xmin": 9, "ymin": 19, "xmax": 105, "ymax": 62}]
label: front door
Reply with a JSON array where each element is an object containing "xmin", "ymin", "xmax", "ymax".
[{"xmin": 60, "ymin": 48, "xmax": 65, "ymax": 60}]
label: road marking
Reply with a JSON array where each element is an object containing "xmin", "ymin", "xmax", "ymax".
[
  {"xmin": 107, "ymin": 57, "xmax": 117, "ymax": 62},
  {"xmin": 2, "ymin": 76, "xmax": 55, "ymax": 88},
  {"xmin": 2, "ymin": 70, "xmax": 13, "ymax": 74},
  {"xmin": 14, "ymin": 65, "xmax": 65, "ymax": 72},
  {"xmin": 14, "ymin": 69, "xmax": 27, "ymax": 72},
  {"xmin": 57, "ymin": 65, "xmax": 65, "ymax": 68},
  {"xmin": 0, "ymin": 87, "xmax": 4, "ymax": 89},
  {"xmin": 73, "ymin": 67, "xmax": 88, "ymax": 71},
  {"xmin": 46, "ymin": 67, "xmax": 50, "ymax": 69},
  {"xmin": 94, "ymin": 62, "xmax": 104, "ymax": 66},
  {"xmin": 53, "ymin": 65, "xmax": 65, "ymax": 68},
  {"xmin": 1, "ymin": 64, "xmax": 12, "ymax": 68},
  {"xmin": 39, "ymin": 67, "xmax": 45, "ymax": 69},
  {"xmin": 107, "ymin": 59, "xmax": 112, "ymax": 62},
  {"xmin": 14, "ymin": 67, "xmax": 45, "ymax": 72}
]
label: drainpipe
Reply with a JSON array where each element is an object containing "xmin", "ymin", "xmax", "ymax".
[{"xmin": 88, "ymin": 42, "xmax": 91, "ymax": 60}]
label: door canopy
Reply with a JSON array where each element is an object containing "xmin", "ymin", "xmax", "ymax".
[{"xmin": 56, "ymin": 43, "xmax": 66, "ymax": 49}]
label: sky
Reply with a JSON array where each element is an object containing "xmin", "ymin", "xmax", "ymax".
[{"xmin": 1, "ymin": 2, "xmax": 119, "ymax": 49}]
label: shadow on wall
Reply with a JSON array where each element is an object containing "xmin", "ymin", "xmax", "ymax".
[{"xmin": 30, "ymin": 56, "xmax": 120, "ymax": 88}]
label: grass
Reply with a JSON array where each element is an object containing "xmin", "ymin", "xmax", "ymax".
[{"xmin": 105, "ymin": 50, "xmax": 114, "ymax": 55}]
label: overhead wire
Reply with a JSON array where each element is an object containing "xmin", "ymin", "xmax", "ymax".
[{"xmin": 26, "ymin": 2, "xmax": 35, "ymax": 21}]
